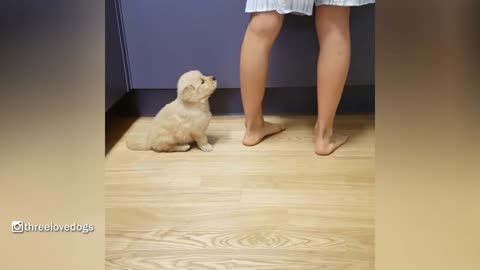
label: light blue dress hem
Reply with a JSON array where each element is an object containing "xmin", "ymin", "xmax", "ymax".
[{"xmin": 245, "ymin": 0, "xmax": 375, "ymax": 16}]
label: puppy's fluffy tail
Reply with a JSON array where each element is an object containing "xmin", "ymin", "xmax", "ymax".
[{"xmin": 126, "ymin": 137, "xmax": 151, "ymax": 151}]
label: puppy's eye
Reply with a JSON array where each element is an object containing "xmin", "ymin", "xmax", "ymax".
[{"xmin": 201, "ymin": 79, "xmax": 205, "ymax": 84}]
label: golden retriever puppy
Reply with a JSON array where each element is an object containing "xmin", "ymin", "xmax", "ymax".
[{"xmin": 126, "ymin": 70, "xmax": 217, "ymax": 152}]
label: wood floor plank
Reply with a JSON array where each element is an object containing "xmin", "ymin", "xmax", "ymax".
[
  {"xmin": 200, "ymin": 174, "xmax": 373, "ymax": 189},
  {"xmin": 106, "ymin": 206, "xmax": 290, "ymax": 230},
  {"xmin": 105, "ymin": 115, "xmax": 375, "ymax": 270},
  {"xmin": 106, "ymin": 250, "xmax": 373, "ymax": 270},
  {"xmin": 106, "ymin": 227, "xmax": 373, "ymax": 252}
]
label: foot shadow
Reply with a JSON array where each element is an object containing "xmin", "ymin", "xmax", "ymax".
[
  {"xmin": 336, "ymin": 114, "xmax": 375, "ymax": 141},
  {"xmin": 276, "ymin": 114, "xmax": 374, "ymax": 141}
]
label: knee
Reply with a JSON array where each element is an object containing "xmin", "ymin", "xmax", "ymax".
[{"xmin": 248, "ymin": 12, "xmax": 284, "ymax": 39}]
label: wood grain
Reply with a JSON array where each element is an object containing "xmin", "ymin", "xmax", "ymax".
[
  {"xmin": 106, "ymin": 250, "xmax": 374, "ymax": 270},
  {"xmin": 106, "ymin": 115, "xmax": 375, "ymax": 269}
]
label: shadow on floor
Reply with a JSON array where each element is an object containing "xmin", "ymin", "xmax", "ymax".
[
  {"xmin": 105, "ymin": 113, "xmax": 138, "ymax": 156},
  {"xmin": 280, "ymin": 114, "xmax": 374, "ymax": 142}
]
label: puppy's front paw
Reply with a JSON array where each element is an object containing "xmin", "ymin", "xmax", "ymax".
[{"xmin": 199, "ymin": 144, "xmax": 213, "ymax": 152}]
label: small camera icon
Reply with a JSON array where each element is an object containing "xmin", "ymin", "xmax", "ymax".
[{"xmin": 11, "ymin": 221, "xmax": 24, "ymax": 233}]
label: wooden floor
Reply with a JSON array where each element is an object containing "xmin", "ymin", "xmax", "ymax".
[{"xmin": 105, "ymin": 115, "xmax": 375, "ymax": 270}]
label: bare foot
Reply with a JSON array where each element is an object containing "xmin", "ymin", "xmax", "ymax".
[
  {"xmin": 315, "ymin": 130, "xmax": 349, "ymax": 156},
  {"xmin": 243, "ymin": 121, "xmax": 286, "ymax": 146}
]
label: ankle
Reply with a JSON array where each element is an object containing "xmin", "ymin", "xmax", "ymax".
[
  {"xmin": 245, "ymin": 117, "xmax": 264, "ymax": 130},
  {"xmin": 316, "ymin": 126, "xmax": 333, "ymax": 140}
]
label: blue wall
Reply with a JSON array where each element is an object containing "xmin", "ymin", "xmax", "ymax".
[{"xmin": 120, "ymin": 0, "xmax": 375, "ymax": 89}]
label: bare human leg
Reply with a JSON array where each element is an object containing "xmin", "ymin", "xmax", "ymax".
[
  {"xmin": 314, "ymin": 5, "xmax": 351, "ymax": 155},
  {"xmin": 240, "ymin": 11, "xmax": 286, "ymax": 146}
]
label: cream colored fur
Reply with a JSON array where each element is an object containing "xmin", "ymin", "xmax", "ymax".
[{"xmin": 126, "ymin": 70, "xmax": 217, "ymax": 152}]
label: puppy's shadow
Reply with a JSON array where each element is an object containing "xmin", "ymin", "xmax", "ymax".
[{"xmin": 207, "ymin": 135, "xmax": 220, "ymax": 146}]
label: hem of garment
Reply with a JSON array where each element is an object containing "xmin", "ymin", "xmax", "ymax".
[
  {"xmin": 245, "ymin": 1, "xmax": 374, "ymax": 15},
  {"xmin": 245, "ymin": 8, "xmax": 312, "ymax": 16},
  {"xmin": 315, "ymin": 0, "xmax": 375, "ymax": 6}
]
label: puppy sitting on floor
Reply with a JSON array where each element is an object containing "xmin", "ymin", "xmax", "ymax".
[{"xmin": 126, "ymin": 70, "xmax": 217, "ymax": 152}]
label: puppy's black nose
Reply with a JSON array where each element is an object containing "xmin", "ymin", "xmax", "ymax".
[{"xmin": 211, "ymin": 76, "xmax": 216, "ymax": 81}]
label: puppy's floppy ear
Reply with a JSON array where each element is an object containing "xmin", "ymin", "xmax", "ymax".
[{"xmin": 180, "ymin": 85, "xmax": 196, "ymax": 102}]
